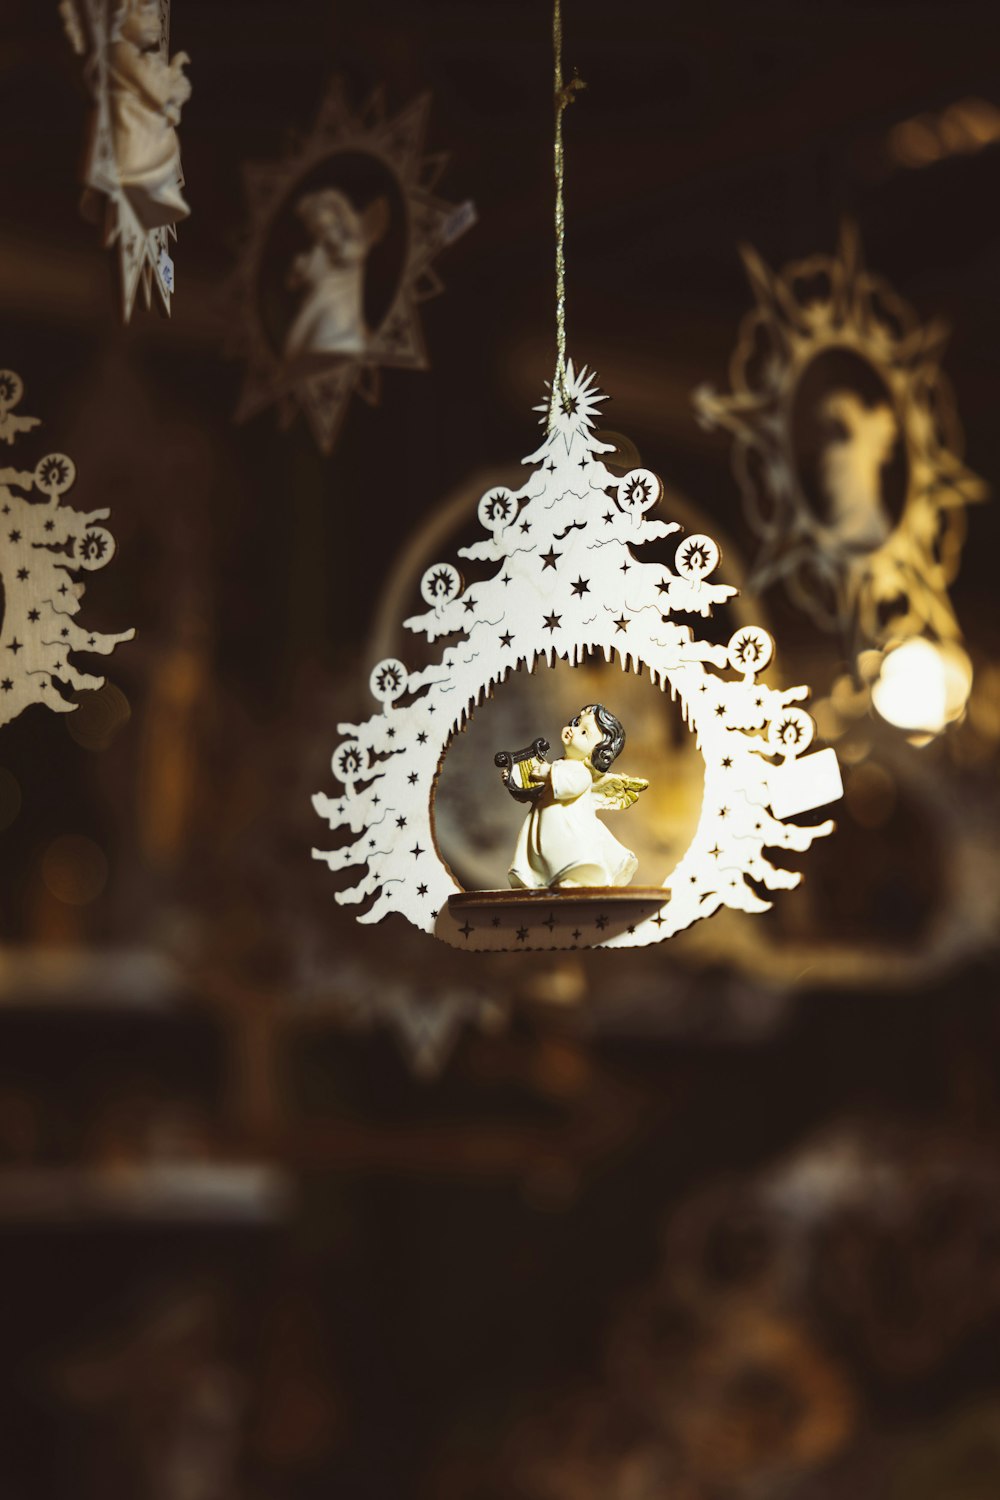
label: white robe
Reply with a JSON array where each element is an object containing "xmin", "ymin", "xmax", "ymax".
[
  {"xmin": 284, "ymin": 244, "xmax": 368, "ymax": 361},
  {"xmin": 508, "ymin": 758, "xmax": 638, "ymax": 889},
  {"xmin": 108, "ymin": 43, "xmax": 189, "ymax": 231}
]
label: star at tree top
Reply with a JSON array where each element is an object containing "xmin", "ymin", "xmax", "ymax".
[{"xmin": 529, "ymin": 361, "xmax": 616, "ymax": 463}]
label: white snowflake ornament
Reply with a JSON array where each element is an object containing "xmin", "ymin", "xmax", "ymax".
[
  {"xmin": 313, "ymin": 363, "xmax": 842, "ymax": 951},
  {"xmin": 0, "ymin": 373, "xmax": 134, "ymax": 728}
]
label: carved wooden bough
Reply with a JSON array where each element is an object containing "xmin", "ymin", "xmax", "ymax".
[{"xmin": 0, "ymin": 370, "xmax": 133, "ymax": 730}]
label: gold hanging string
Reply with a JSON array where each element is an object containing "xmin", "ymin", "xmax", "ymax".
[{"xmin": 551, "ymin": 0, "xmax": 586, "ymax": 425}]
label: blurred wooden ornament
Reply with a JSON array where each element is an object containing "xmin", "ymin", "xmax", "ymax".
[
  {"xmin": 695, "ymin": 222, "xmax": 986, "ymax": 738},
  {"xmin": 227, "ymin": 79, "xmax": 475, "ymax": 455},
  {"xmin": 61, "ymin": 0, "xmax": 190, "ymax": 320},
  {"xmin": 0, "ymin": 370, "xmax": 134, "ymax": 729}
]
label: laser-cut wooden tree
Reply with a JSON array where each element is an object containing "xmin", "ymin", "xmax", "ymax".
[
  {"xmin": 0, "ymin": 370, "xmax": 133, "ymax": 728},
  {"xmin": 313, "ymin": 364, "xmax": 842, "ymax": 951}
]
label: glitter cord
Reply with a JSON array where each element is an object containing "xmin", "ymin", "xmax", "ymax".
[{"xmin": 551, "ymin": 0, "xmax": 585, "ymax": 426}]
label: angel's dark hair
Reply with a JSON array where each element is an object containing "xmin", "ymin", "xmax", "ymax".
[{"xmin": 573, "ymin": 703, "xmax": 625, "ymax": 773}]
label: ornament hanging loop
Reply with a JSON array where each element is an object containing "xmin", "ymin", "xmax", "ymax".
[{"xmin": 550, "ymin": 0, "xmax": 586, "ymax": 429}]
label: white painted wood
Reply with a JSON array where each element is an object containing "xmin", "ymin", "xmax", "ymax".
[
  {"xmin": 314, "ymin": 363, "xmax": 842, "ymax": 951},
  {"xmin": 768, "ymin": 747, "xmax": 843, "ymax": 821},
  {"xmin": 61, "ymin": 0, "xmax": 189, "ymax": 320},
  {"xmin": 0, "ymin": 371, "xmax": 134, "ymax": 729}
]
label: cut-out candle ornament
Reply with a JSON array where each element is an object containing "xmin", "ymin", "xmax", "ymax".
[
  {"xmin": 0, "ymin": 370, "xmax": 134, "ymax": 728},
  {"xmin": 312, "ymin": 1, "xmax": 843, "ymax": 951}
]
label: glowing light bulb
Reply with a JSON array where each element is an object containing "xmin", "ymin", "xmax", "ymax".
[{"xmin": 871, "ymin": 638, "xmax": 972, "ymax": 738}]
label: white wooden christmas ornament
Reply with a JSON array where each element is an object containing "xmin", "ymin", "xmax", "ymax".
[
  {"xmin": 61, "ymin": 0, "xmax": 190, "ymax": 320},
  {"xmin": 313, "ymin": 363, "xmax": 842, "ymax": 951},
  {"xmin": 0, "ymin": 371, "xmax": 134, "ymax": 728}
]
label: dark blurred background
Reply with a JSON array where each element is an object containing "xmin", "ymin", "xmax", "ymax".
[{"xmin": 2, "ymin": 2, "xmax": 1000, "ymax": 1496}]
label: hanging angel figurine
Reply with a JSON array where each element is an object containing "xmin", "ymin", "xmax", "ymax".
[
  {"xmin": 107, "ymin": 0, "xmax": 191, "ymax": 231},
  {"xmin": 497, "ymin": 704, "xmax": 648, "ymax": 889},
  {"xmin": 283, "ymin": 189, "xmax": 389, "ymax": 362}
]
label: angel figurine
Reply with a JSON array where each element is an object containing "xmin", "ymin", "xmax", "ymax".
[
  {"xmin": 283, "ymin": 189, "xmax": 389, "ymax": 362},
  {"xmin": 498, "ymin": 704, "xmax": 648, "ymax": 889},
  {"xmin": 107, "ymin": 0, "xmax": 191, "ymax": 231}
]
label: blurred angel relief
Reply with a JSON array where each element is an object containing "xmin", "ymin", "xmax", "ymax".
[
  {"xmin": 227, "ymin": 80, "xmax": 475, "ymax": 454},
  {"xmin": 284, "ymin": 191, "xmax": 389, "ymax": 364},
  {"xmin": 61, "ymin": 0, "xmax": 190, "ymax": 319},
  {"xmin": 695, "ymin": 223, "xmax": 987, "ymax": 744},
  {"xmin": 816, "ymin": 391, "xmax": 897, "ymax": 554}
]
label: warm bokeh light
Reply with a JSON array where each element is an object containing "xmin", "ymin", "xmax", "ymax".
[
  {"xmin": 887, "ymin": 96, "xmax": 1000, "ymax": 168},
  {"xmin": 871, "ymin": 638, "xmax": 973, "ymax": 738},
  {"xmin": 64, "ymin": 681, "xmax": 132, "ymax": 752},
  {"xmin": 40, "ymin": 835, "xmax": 109, "ymax": 906}
]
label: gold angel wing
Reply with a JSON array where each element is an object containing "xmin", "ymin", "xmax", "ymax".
[{"xmin": 591, "ymin": 773, "xmax": 649, "ymax": 811}]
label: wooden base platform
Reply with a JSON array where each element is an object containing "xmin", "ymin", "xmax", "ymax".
[{"xmin": 449, "ymin": 886, "xmax": 670, "ymax": 910}]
